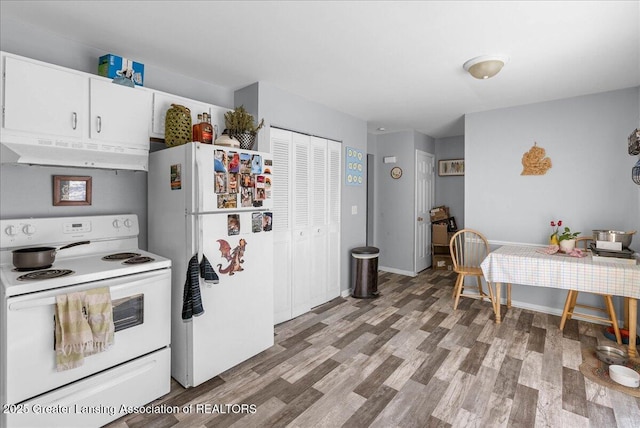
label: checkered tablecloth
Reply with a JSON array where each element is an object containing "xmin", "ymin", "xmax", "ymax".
[{"xmin": 480, "ymin": 245, "xmax": 640, "ymax": 299}]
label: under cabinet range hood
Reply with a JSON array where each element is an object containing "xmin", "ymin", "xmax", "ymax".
[{"xmin": 0, "ymin": 139, "xmax": 149, "ymax": 171}]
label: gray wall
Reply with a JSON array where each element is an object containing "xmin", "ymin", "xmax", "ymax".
[
  {"xmin": 237, "ymin": 82, "xmax": 368, "ymax": 294},
  {"xmin": 465, "ymin": 86, "xmax": 640, "ymax": 322},
  {"xmin": 435, "ymin": 135, "xmax": 465, "ymax": 230},
  {"xmin": 369, "ymin": 130, "xmax": 435, "ymax": 274}
]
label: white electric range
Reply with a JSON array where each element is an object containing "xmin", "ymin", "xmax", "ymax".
[{"xmin": 0, "ymin": 214, "xmax": 172, "ymax": 428}]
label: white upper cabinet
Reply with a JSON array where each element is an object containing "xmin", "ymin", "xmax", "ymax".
[
  {"xmin": 89, "ymin": 78, "xmax": 151, "ymax": 149},
  {"xmin": 3, "ymin": 56, "xmax": 86, "ymax": 141},
  {"xmin": 151, "ymin": 91, "xmax": 211, "ymax": 139}
]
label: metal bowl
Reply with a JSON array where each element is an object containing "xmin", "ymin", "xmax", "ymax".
[
  {"xmin": 596, "ymin": 345, "xmax": 628, "ymax": 365},
  {"xmin": 592, "ymin": 230, "xmax": 635, "ymax": 249}
]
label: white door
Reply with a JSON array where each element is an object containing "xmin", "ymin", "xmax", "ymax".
[{"xmin": 415, "ymin": 150, "xmax": 435, "ymax": 272}]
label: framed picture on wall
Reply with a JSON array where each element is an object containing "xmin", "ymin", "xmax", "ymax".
[
  {"xmin": 53, "ymin": 175, "xmax": 92, "ymax": 206},
  {"xmin": 438, "ymin": 159, "xmax": 465, "ymax": 176}
]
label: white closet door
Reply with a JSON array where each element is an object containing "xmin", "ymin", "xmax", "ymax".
[
  {"xmin": 327, "ymin": 140, "xmax": 342, "ymax": 300},
  {"xmin": 291, "ymin": 132, "xmax": 312, "ymax": 318},
  {"xmin": 309, "ymin": 137, "xmax": 328, "ymax": 308},
  {"xmin": 271, "ymin": 128, "xmax": 293, "ymax": 324}
]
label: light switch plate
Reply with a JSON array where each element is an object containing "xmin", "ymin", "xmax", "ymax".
[{"xmin": 351, "ymin": 205, "xmax": 358, "ymax": 215}]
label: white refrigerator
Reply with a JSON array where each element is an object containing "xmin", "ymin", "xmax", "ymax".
[{"xmin": 148, "ymin": 142, "xmax": 274, "ymax": 388}]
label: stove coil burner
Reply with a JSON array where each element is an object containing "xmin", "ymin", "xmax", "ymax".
[
  {"xmin": 123, "ymin": 256, "xmax": 155, "ymax": 265},
  {"xmin": 13, "ymin": 265, "xmax": 53, "ymax": 272},
  {"xmin": 102, "ymin": 252, "xmax": 141, "ymax": 261},
  {"xmin": 17, "ymin": 269, "xmax": 75, "ymax": 281}
]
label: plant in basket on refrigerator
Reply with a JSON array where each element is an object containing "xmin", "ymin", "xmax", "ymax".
[{"xmin": 224, "ymin": 106, "xmax": 264, "ymax": 150}]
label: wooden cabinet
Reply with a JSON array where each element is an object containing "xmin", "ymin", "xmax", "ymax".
[{"xmin": 271, "ymin": 128, "xmax": 341, "ymax": 324}]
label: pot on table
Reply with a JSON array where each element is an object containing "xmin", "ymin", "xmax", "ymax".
[
  {"xmin": 12, "ymin": 241, "xmax": 90, "ymax": 269},
  {"xmin": 592, "ymin": 230, "xmax": 636, "ymax": 249}
]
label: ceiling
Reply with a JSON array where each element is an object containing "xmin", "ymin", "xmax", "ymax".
[{"xmin": 1, "ymin": 1, "xmax": 639, "ymax": 138}]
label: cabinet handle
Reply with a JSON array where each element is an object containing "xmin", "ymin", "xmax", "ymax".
[
  {"xmin": 96, "ymin": 116, "xmax": 102, "ymax": 133},
  {"xmin": 72, "ymin": 112, "xmax": 77, "ymax": 130}
]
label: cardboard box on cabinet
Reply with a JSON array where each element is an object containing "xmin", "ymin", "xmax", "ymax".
[
  {"xmin": 98, "ymin": 54, "xmax": 145, "ymax": 86},
  {"xmin": 430, "ymin": 206, "xmax": 449, "ymax": 222}
]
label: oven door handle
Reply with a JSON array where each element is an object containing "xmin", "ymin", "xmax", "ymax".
[{"xmin": 8, "ymin": 281, "xmax": 146, "ymax": 311}]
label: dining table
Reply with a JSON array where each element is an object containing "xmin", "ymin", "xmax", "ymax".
[{"xmin": 480, "ymin": 244, "xmax": 640, "ymax": 358}]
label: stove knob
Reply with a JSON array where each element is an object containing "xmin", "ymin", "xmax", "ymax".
[
  {"xmin": 112, "ymin": 219, "xmax": 121, "ymax": 229},
  {"xmin": 4, "ymin": 225, "xmax": 17, "ymax": 237},
  {"xmin": 22, "ymin": 224, "xmax": 36, "ymax": 236},
  {"xmin": 123, "ymin": 219, "xmax": 133, "ymax": 228}
]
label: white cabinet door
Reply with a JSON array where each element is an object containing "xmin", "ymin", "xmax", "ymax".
[
  {"xmin": 3, "ymin": 56, "xmax": 85, "ymax": 140},
  {"xmin": 271, "ymin": 128, "xmax": 293, "ymax": 324},
  {"xmin": 327, "ymin": 139, "xmax": 342, "ymax": 300},
  {"xmin": 309, "ymin": 137, "xmax": 328, "ymax": 308},
  {"xmin": 291, "ymin": 132, "xmax": 311, "ymax": 318},
  {"xmin": 89, "ymin": 78, "xmax": 151, "ymax": 149},
  {"xmin": 151, "ymin": 91, "xmax": 212, "ymax": 139}
]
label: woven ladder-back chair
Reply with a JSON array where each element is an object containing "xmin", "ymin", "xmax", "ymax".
[
  {"xmin": 449, "ymin": 229, "xmax": 493, "ymax": 310},
  {"xmin": 559, "ymin": 236, "xmax": 622, "ymax": 344}
]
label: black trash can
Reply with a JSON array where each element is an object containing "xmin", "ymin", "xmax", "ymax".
[{"xmin": 351, "ymin": 246, "xmax": 380, "ymax": 298}]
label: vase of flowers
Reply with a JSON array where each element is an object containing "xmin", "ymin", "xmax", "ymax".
[
  {"xmin": 549, "ymin": 220, "xmax": 561, "ymax": 245},
  {"xmin": 555, "ymin": 221, "xmax": 580, "ymax": 252}
]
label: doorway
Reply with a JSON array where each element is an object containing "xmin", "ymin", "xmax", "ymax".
[{"xmin": 415, "ymin": 150, "xmax": 435, "ymax": 273}]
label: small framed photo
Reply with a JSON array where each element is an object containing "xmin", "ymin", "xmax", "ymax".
[
  {"xmin": 438, "ymin": 159, "xmax": 465, "ymax": 176},
  {"xmin": 53, "ymin": 176, "xmax": 92, "ymax": 206}
]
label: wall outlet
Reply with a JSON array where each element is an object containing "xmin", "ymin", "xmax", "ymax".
[{"xmin": 351, "ymin": 205, "xmax": 358, "ymax": 215}]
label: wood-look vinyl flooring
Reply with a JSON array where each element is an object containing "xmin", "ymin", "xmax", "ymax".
[{"xmin": 106, "ymin": 270, "xmax": 640, "ymax": 428}]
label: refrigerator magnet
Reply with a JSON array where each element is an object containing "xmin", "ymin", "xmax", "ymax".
[
  {"xmin": 229, "ymin": 152, "xmax": 240, "ymax": 173},
  {"xmin": 170, "ymin": 164, "xmax": 182, "ymax": 190},
  {"xmin": 241, "ymin": 187, "xmax": 253, "ymax": 207},
  {"xmin": 228, "ymin": 214, "xmax": 240, "ymax": 235},
  {"xmin": 228, "ymin": 173, "xmax": 238, "ymax": 194},
  {"xmin": 215, "ymin": 172, "xmax": 227, "ymax": 193},
  {"xmin": 214, "ymin": 150, "xmax": 227, "ymax": 172},
  {"xmin": 252, "ymin": 212, "xmax": 262, "ymax": 233},
  {"xmin": 251, "ymin": 155, "xmax": 262, "ymax": 174},
  {"xmin": 240, "ymin": 153, "xmax": 251, "ymax": 174},
  {"xmin": 263, "ymin": 212, "xmax": 273, "ymax": 232}
]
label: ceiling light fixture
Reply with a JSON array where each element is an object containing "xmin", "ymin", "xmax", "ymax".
[{"xmin": 463, "ymin": 55, "xmax": 508, "ymax": 79}]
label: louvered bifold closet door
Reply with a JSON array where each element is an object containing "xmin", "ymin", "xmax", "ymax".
[
  {"xmin": 270, "ymin": 128, "xmax": 293, "ymax": 324},
  {"xmin": 309, "ymin": 137, "xmax": 329, "ymax": 308},
  {"xmin": 327, "ymin": 140, "xmax": 342, "ymax": 300},
  {"xmin": 291, "ymin": 132, "xmax": 312, "ymax": 318}
]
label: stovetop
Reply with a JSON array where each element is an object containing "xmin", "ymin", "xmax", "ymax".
[
  {"xmin": 0, "ymin": 215, "xmax": 171, "ymax": 298},
  {"xmin": 589, "ymin": 243, "xmax": 636, "ymax": 259}
]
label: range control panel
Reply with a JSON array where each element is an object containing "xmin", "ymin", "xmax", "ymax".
[{"xmin": 0, "ymin": 215, "xmax": 139, "ymax": 248}]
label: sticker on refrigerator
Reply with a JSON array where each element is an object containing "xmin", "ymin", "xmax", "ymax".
[
  {"xmin": 252, "ymin": 212, "xmax": 262, "ymax": 233},
  {"xmin": 217, "ymin": 194, "xmax": 237, "ymax": 209},
  {"xmin": 241, "ymin": 174, "xmax": 254, "ymax": 188},
  {"xmin": 170, "ymin": 164, "xmax": 182, "ymax": 190},
  {"xmin": 228, "ymin": 214, "xmax": 240, "ymax": 235},
  {"xmin": 263, "ymin": 158, "xmax": 272, "ymax": 175},
  {"xmin": 215, "ymin": 150, "xmax": 228, "ymax": 172},
  {"xmin": 240, "ymin": 153, "xmax": 251, "ymax": 174},
  {"xmin": 228, "ymin": 173, "xmax": 239, "ymax": 194},
  {"xmin": 263, "ymin": 212, "xmax": 273, "ymax": 232},
  {"xmin": 215, "ymin": 172, "xmax": 227, "ymax": 193},
  {"xmin": 216, "ymin": 238, "xmax": 247, "ymax": 276},
  {"xmin": 251, "ymin": 154, "xmax": 262, "ymax": 174},
  {"xmin": 228, "ymin": 152, "xmax": 240, "ymax": 173},
  {"xmin": 241, "ymin": 188, "xmax": 253, "ymax": 207}
]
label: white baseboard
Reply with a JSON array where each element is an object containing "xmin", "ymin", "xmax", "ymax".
[
  {"xmin": 341, "ymin": 289, "xmax": 351, "ymax": 298},
  {"xmin": 502, "ymin": 298, "xmax": 624, "ymax": 327},
  {"xmin": 378, "ymin": 266, "xmax": 417, "ymax": 277}
]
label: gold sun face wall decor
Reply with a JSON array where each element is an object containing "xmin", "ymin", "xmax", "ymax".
[{"xmin": 521, "ymin": 142, "xmax": 552, "ymax": 175}]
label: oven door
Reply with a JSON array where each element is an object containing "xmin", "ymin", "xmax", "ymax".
[{"xmin": 5, "ymin": 269, "xmax": 170, "ymax": 405}]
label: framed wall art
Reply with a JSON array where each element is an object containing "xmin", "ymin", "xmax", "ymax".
[
  {"xmin": 53, "ymin": 175, "xmax": 92, "ymax": 206},
  {"xmin": 438, "ymin": 159, "xmax": 465, "ymax": 176}
]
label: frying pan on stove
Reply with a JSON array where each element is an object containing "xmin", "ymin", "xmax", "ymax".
[{"xmin": 12, "ymin": 241, "xmax": 90, "ymax": 269}]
